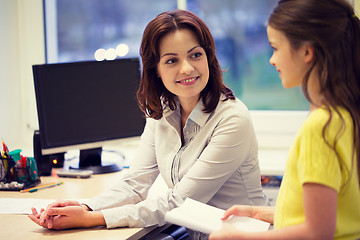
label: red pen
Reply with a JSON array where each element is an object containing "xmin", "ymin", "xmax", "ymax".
[
  {"xmin": 1, "ymin": 139, "xmax": 9, "ymax": 172},
  {"xmin": 2, "ymin": 139, "xmax": 10, "ymax": 157},
  {"xmin": 21, "ymin": 155, "xmax": 27, "ymax": 168}
]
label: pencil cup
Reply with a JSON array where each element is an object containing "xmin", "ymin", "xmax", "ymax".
[{"xmin": 0, "ymin": 155, "xmax": 41, "ymax": 191}]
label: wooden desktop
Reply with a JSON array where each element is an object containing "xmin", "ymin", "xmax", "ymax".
[{"xmin": 0, "ymin": 169, "xmax": 157, "ymax": 240}]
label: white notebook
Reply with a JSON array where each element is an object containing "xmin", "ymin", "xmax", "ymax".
[{"xmin": 165, "ymin": 198, "xmax": 270, "ymax": 235}]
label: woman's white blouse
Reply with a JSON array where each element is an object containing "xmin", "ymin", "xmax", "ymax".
[{"xmin": 84, "ymin": 96, "xmax": 265, "ymax": 228}]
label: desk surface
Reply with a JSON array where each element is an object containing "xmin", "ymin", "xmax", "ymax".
[{"xmin": 0, "ymin": 169, "xmax": 156, "ymax": 240}]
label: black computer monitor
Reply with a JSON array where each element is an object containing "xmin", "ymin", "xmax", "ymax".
[{"xmin": 33, "ymin": 58, "xmax": 145, "ymax": 174}]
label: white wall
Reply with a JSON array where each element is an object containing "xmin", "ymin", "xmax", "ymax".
[
  {"xmin": 0, "ymin": 0, "xmax": 45, "ymax": 154},
  {"xmin": 0, "ymin": 1, "xmax": 21, "ymax": 148}
]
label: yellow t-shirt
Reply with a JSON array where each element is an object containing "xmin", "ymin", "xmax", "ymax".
[{"xmin": 274, "ymin": 107, "xmax": 360, "ymax": 239}]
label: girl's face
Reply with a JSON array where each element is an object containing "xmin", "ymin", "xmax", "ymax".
[
  {"xmin": 157, "ymin": 29, "xmax": 209, "ymax": 104},
  {"xmin": 267, "ymin": 26, "xmax": 310, "ymax": 89}
]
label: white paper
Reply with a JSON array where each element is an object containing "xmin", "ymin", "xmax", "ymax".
[
  {"xmin": 165, "ymin": 198, "xmax": 270, "ymax": 234},
  {"xmin": 0, "ymin": 198, "xmax": 87, "ymax": 214}
]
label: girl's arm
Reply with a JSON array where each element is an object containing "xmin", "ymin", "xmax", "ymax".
[{"xmin": 209, "ymin": 182, "xmax": 337, "ymax": 240}]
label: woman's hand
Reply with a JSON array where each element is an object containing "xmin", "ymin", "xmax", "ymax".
[
  {"xmin": 28, "ymin": 199, "xmax": 100, "ymax": 230},
  {"xmin": 42, "ymin": 199, "xmax": 81, "ymax": 228},
  {"xmin": 46, "ymin": 205, "xmax": 104, "ymax": 229},
  {"xmin": 28, "ymin": 207, "xmax": 47, "ymax": 227}
]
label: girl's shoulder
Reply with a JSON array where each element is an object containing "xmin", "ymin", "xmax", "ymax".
[
  {"xmin": 303, "ymin": 106, "xmax": 352, "ymax": 133},
  {"xmin": 308, "ymin": 106, "xmax": 350, "ymax": 122}
]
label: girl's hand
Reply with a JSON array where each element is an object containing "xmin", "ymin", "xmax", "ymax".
[
  {"xmin": 222, "ymin": 205, "xmax": 274, "ymax": 224},
  {"xmin": 221, "ymin": 205, "xmax": 255, "ymax": 220},
  {"xmin": 209, "ymin": 205, "xmax": 274, "ymax": 240}
]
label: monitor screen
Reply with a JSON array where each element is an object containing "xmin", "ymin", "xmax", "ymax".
[{"xmin": 33, "ymin": 58, "xmax": 145, "ymax": 174}]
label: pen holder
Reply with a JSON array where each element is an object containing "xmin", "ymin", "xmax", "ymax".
[{"xmin": 0, "ymin": 156, "xmax": 41, "ymax": 191}]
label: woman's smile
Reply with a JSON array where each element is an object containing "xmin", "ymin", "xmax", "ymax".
[{"xmin": 176, "ymin": 76, "xmax": 200, "ymax": 85}]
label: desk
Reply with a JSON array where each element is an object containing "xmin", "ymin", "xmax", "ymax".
[
  {"xmin": 1, "ymin": 139, "xmax": 286, "ymax": 239},
  {"xmin": 0, "ymin": 169, "xmax": 156, "ymax": 240}
]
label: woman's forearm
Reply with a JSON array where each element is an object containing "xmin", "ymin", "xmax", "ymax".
[
  {"xmin": 81, "ymin": 204, "xmax": 106, "ymax": 228},
  {"xmin": 85, "ymin": 211, "xmax": 106, "ymax": 228}
]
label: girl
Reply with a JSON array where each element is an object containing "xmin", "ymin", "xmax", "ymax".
[{"xmin": 210, "ymin": 0, "xmax": 360, "ymax": 239}]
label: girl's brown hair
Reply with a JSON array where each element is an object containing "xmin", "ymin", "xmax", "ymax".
[
  {"xmin": 137, "ymin": 10, "xmax": 235, "ymax": 120},
  {"xmin": 269, "ymin": 0, "xmax": 360, "ymax": 186}
]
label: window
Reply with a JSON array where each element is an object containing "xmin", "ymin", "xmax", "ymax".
[
  {"xmin": 43, "ymin": 0, "xmax": 310, "ymax": 149},
  {"xmin": 44, "ymin": 0, "xmax": 308, "ymax": 111}
]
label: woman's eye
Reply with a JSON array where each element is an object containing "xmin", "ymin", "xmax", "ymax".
[
  {"xmin": 165, "ymin": 58, "xmax": 177, "ymax": 64},
  {"xmin": 191, "ymin": 52, "xmax": 203, "ymax": 58}
]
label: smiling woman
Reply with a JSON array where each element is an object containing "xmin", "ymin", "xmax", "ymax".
[{"xmin": 28, "ymin": 10, "xmax": 268, "ymax": 240}]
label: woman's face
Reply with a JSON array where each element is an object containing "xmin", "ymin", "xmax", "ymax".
[
  {"xmin": 157, "ymin": 29, "xmax": 209, "ymax": 104},
  {"xmin": 267, "ymin": 26, "xmax": 309, "ymax": 89}
]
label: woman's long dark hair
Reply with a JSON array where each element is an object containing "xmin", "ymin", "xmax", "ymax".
[
  {"xmin": 269, "ymin": 0, "xmax": 360, "ymax": 187},
  {"xmin": 137, "ymin": 10, "xmax": 235, "ymax": 120}
]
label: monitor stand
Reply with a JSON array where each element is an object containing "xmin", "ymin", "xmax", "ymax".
[{"xmin": 70, "ymin": 147, "xmax": 122, "ymax": 174}]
